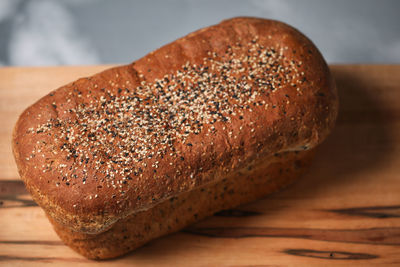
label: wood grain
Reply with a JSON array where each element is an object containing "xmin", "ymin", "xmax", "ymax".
[{"xmin": 0, "ymin": 64, "xmax": 399, "ymax": 266}]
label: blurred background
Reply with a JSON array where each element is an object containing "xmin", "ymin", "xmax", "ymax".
[{"xmin": 0, "ymin": 0, "xmax": 399, "ymax": 66}]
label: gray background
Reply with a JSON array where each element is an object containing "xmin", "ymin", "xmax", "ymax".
[{"xmin": 0, "ymin": 0, "xmax": 399, "ymax": 66}]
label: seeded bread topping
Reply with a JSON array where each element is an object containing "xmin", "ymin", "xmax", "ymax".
[
  {"xmin": 28, "ymin": 39, "xmax": 305, "ymax": 197},
  {"xmin": 13, "ymin": 17, "xmax": 338, "ymax": 237}
]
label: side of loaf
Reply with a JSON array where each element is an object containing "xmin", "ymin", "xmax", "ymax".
[
  {"xmin": 51, "ymin": 150, "xmax": 315, "ymax": 259},
  {"xmin": 12, "ymin": 17, "xmax": 338, "ymax": 258}
]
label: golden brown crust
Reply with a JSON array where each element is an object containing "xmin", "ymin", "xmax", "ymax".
[
  {"xmin": 50, "ymin": 149, "xmax": 315, "ymax": 259},
  {"xmin": 12, "ymin": 17, "xmax": 338, "ymax": 235}
]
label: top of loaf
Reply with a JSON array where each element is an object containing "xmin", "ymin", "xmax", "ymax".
[{"xmin": 13, "ymin": 17, "xmax": 338, "ymax": 233}]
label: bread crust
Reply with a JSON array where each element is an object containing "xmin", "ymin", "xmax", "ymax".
[{"xmin": 12, "ymin": 16, "xmax": 338, "ymax": 244}]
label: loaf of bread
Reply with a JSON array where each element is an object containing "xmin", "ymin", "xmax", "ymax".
[{"xmin": 12, "ymin": 17, "xmax": 338, "ymax": 259}]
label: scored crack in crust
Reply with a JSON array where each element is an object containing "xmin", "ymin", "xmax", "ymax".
[{"xmin": 12, "ymin": 16, "xmax": 338, "ymax": 250}]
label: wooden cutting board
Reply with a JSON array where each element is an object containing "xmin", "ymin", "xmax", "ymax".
[{"xmin": 0, "ymin": 65, "xmax": 399, "ymax": 266}]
